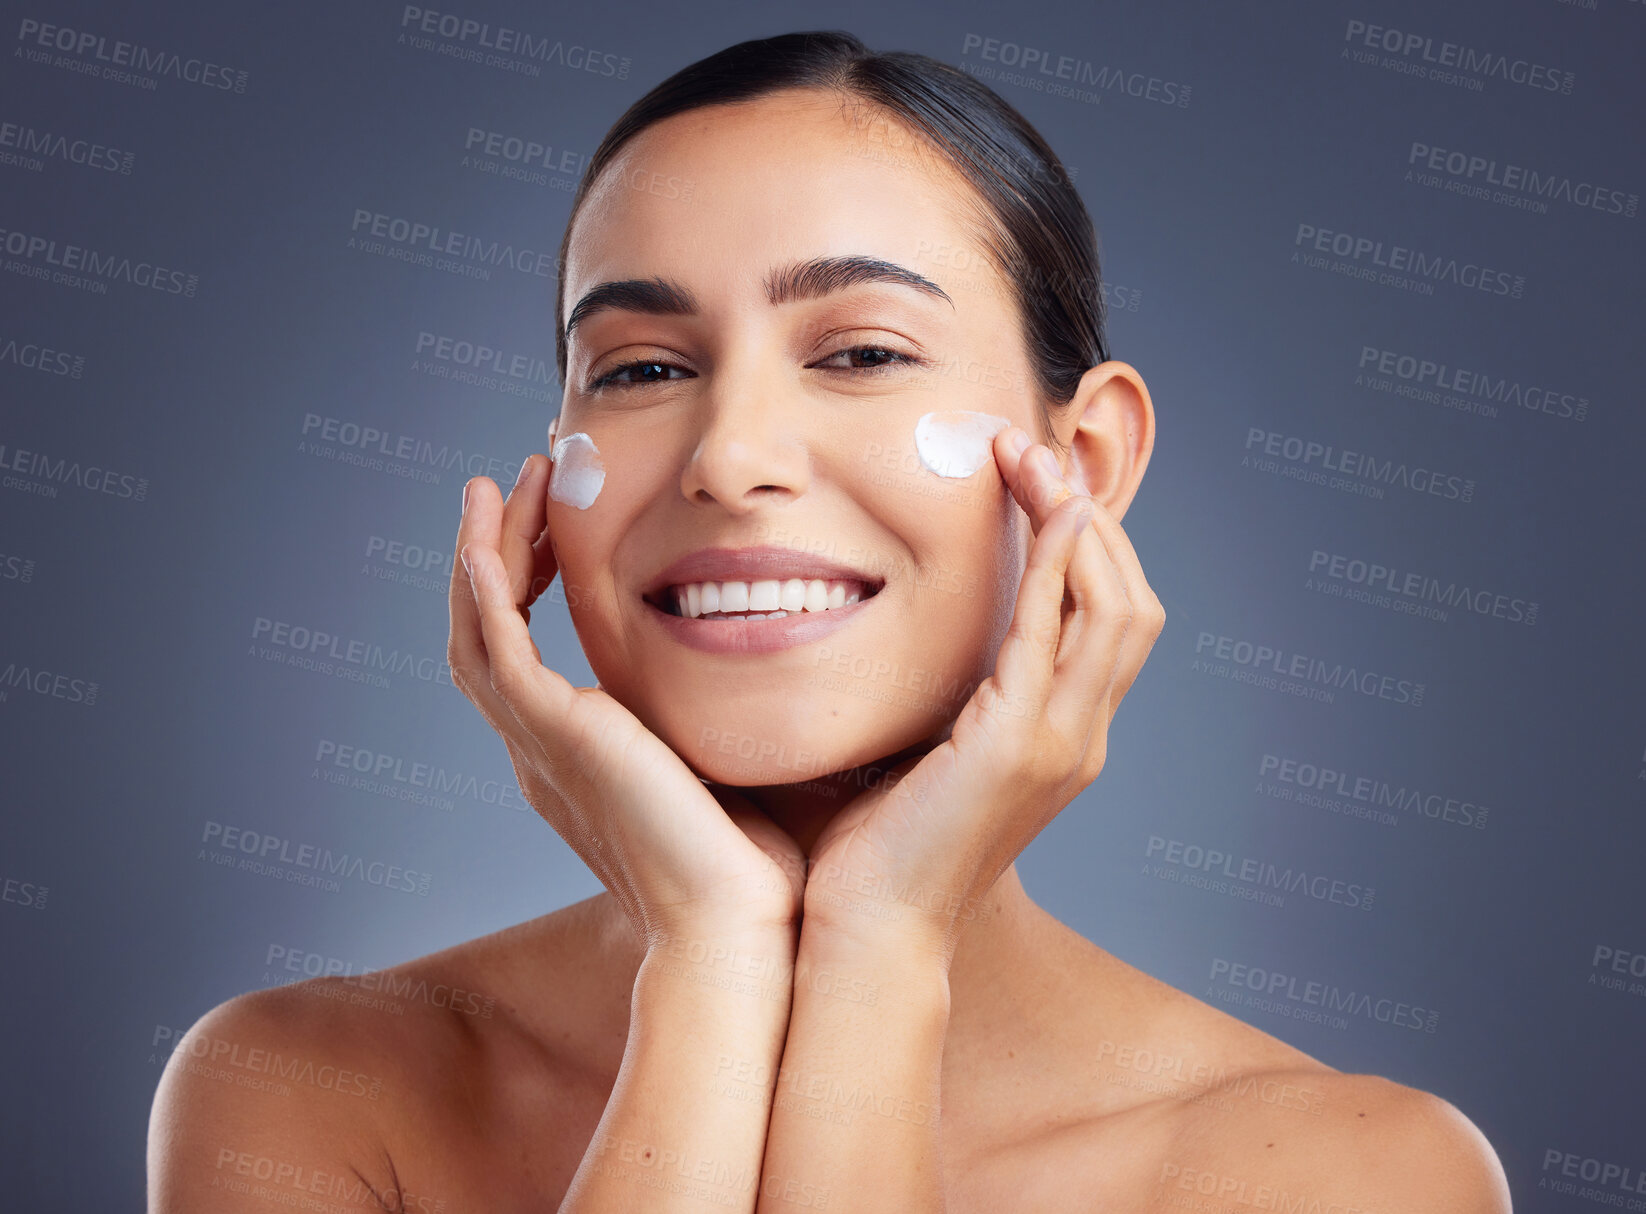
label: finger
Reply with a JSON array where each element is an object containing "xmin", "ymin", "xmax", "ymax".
[
  {"xmin": 996, "ymin": 429, "xmax": 1078, "ymax": 536},
  {"xmin": 1077, "ymin": 501, "xmax": 1166, "ymax": 710},
  {"xmin": 449, "ymin": 475, "xmax": 501, "ymax": 707},
  {"xmin": 463, "ymin": 539, "xmax": 582, "ymax": 749},
  {"xmin": 992, "ymin": 424, "xmax": 1031, "ymax": 499},
  {"xmin": 1049, "ymin": 505, "xmax": 1164, "ymax": 796},
  {"xmin": 994, "ymin": 427, "xmax": 1158, "ymax": 715},
  {"xmin": 449, "ymin": 474, "xmax": 545, "ymax": 743},
  {"xmin": 992, "ymin": 494, "xmax": 1093, "ymax": 722},
  {"xmin": 1044, "ymin": 503, "xmax": 1135, "ymax": 743},
  {"xmin": 499, "ymin": 454, "xmax": 557, "ymax": 617},
  {"xmin": 526, "ymin": 527, "xmax": 562, "ymax": 617},
  {"xmin": 994, "ymin": 429, "xmax": 1118, "ymax": 692},
  {"xmin": 996, "ymin": 429, "xmax": 1149, "ymax": 776}
]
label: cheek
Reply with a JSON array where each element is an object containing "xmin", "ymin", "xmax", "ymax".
[
  {"xmin": 912, "ymin": 410, "xmax": 1011, "ymax": 478},
  {"xmin": 896, "ymin": 501, "xmax": 1021, "ymax": 690},
  {"xmin": 854, "ymin": 409, "xmax": 1022, "ymax": 637},
  {"xmin": 548, "ymin": 431, "xmax": 606, "ymax": 509},
  {"xmin": 543, "ymin": 497, "xmax": 627, "ymax": 640}
]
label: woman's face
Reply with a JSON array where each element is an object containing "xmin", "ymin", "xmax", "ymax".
[{"xmin": 551, "ymin": 88, "xmax": 1058, "ymax": 787}]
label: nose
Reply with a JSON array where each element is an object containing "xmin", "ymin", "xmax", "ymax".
[{"xmin": 678, "ymin": 354, "xmax": 812, "ymax": 511}]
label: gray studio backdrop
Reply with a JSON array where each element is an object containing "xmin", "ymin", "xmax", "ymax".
[{"xmin": 2, "ymin": 0, "xmax": 1643, "ymax": 1207}]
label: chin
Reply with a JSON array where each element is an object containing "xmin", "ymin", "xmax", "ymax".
[{"xmin": 656, "ymin": 692, "xmax": 951, "ymax": 789}]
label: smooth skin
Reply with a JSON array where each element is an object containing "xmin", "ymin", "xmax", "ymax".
[{"xmin": 148, "ymin": 88, "xmax": 1512, "ymax": 1212}]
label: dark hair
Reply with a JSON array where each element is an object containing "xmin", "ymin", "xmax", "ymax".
[{"xmin": 554, "ymin": 30, "xmax": 1109, "ymax": 453}]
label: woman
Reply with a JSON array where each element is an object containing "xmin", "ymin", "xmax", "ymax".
[{"xmin": 149, "ymin": 30, "xmax": 1511, "ymax": 1213}]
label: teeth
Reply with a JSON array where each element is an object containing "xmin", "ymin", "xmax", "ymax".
[{"xmin": 667, "ymin": 578, "xmax": 873, "ymax": 619}]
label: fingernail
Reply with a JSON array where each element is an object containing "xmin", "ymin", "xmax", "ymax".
[
  {"xmin": 514, "ymin": 457, "xmax": 532, "ymax": 488},
  {"xmin": 1009, "ymin": 428, "xmax": 1030, "ymax": 454},
  {"xmin": 1035, "ymin": 447, "xmax": 1061, "ymax": 479},
  {"xmin": 460, "ymin": 544, "xmax": 473, "ymax": 576},
  {"xmin": 461, "ymin": 481, "xmax": 471, "ymax": 514}
]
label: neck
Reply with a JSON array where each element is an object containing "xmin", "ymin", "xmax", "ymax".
[
  {"xmin": 707, "ymin": 744, "xmax": 1063, "ymax": 1015},
  {"xmin": 570, "ymin": 854, "xmax": 1073, "ymax": 1083},
  {"xmin": 721, "ymin": 735, "xmax": 945, "ymax": 855},
  {"xmin": 590, "ymin": 858, "xmax": 1054, "ymax": 1025},
  {"xmin": 939, "ymin": 862, "xmax": 1050, "ymax": 997}
]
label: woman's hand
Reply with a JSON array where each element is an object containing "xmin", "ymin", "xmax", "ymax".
[
  {"xmin": 448, "ymin": 454, "xmax": 806, "ymax": 946},
  {"xmin": 801, "ymin": 425, "xmax": 1166, "ymax": 957}
]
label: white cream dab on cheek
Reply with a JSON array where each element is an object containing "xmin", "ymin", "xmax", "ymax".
[
  {"xmin": 548, "ymin": 431, "xmax": 605, "ymax": 509},
  {"xmin": 914, "ymin": 411, "xmax": 1012, "ymax": 478}
]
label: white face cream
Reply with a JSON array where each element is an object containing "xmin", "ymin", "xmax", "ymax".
[
  {"xmin": 548, "ymin": 431, "xmax": 605, "ymax": 509},
  {"xmin": 914, "ymin": 410, "xmax": 1012, "ymax": 478}
]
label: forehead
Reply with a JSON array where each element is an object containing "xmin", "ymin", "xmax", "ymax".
[{"xmin": 564, "ymin": 90, "xmax": 995, "ymax": 308}]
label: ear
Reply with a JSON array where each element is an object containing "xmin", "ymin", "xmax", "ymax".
[{"xmin": 1056, "ymin": 361, "xmax": 1155, "ymax": 522}]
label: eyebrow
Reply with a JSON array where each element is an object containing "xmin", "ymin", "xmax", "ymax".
[{"xmin": 563, "ymin": 254, "xmax": 955, "ymax": 342}]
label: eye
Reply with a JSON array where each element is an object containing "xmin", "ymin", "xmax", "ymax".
[
  {"xmin": 587, "ymin": 359, "xmax": 694, "ymax": 391},
  {"xmin": 585, "ymin": 344, "xmax": 927, "ymax": 392},
  {"xmin": 812, "ymin": 345, "xmax": 925, "ymax": 374}
]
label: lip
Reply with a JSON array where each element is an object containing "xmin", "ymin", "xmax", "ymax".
[
  {"xmin": 642, "ymin": 586, "xmax": 880, "ymax": 654},
  {"xmin": 641, "ymin": 545, "xmax": 886, "ymax": 600}
]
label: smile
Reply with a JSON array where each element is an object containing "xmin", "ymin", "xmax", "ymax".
[
  {"xmin": 640, "ymin": 587, "xmax": 882, "ymax": 654},
  {"xmin": 654, "ymin": 577, "xmax": 878, "ymax": 619},
  {"xmin": 640, "ymin": 547, "xmax": 887, "ymax": 655}
]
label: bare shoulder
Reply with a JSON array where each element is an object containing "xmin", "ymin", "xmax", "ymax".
[
  {"xmin": 971, "ymin": 933, "xmax": 1510, "ymax": 1213},
  {"xmin": 146, "ymin": 976, "xmax": 408, "ymax": 1212},
  {"xmin": 1143, "ymin": 978, "xmax": 1509, "ymax": 1213},
  {"xmin": 1147, "ymin": 1068, "xmax": 1513, "ymax": 1214},
  {"xmin": 148, "ymin": 901, "xmax": 630, "ymax": 1212},
  {"xmin": 1126, "ymin": 966, "xmax": 1511, "ymax": 1213},
  {"xmin": 998, "ymin": 1053, "xmax": 1509, "ymax": 1214}
]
